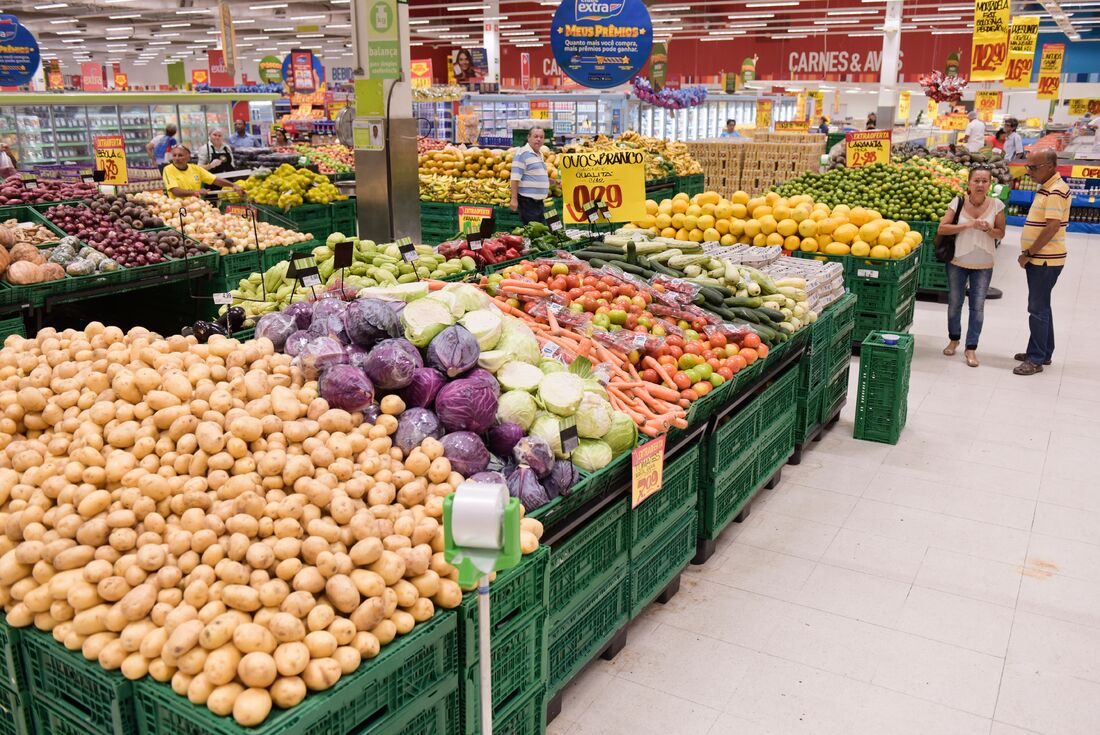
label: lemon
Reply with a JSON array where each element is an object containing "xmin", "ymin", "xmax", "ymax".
[
  {"xmin": 645, "ymin": 199, "xmax": 659, "ymax": 215},
  {"xmin": 743, "ymin": 219, "xmax": 761, "ymax": 238},
  {"xmin": 824, "ymin": 242, "xmax": 851, "ymax": 255},
  {"xmin": 698, "ymin": 191, "xmax": 721, "ymax": 206},
  {"xmin": 772, "ymin": 205, "xmax": 792, "ymax": 221},
  {"xmin": 688, "ymin": 228, "xmax": 704, "ymax": 242},
  {"xmin": 800, "ymin": 237, "xmax": 819, "ymax": 252},
  {"xmin": 639, "ymin": 214, "xmax": 656, "ymax": 229},
  {"xmin": 715, "ymin": 219, "xmax": 730, "ymax": 234},
  {"xmin": 765, "ymin": 191, "xmax": 781, "ymax": 205},
  {"xmin": 700, "ymin": 203, "xmax": 716, "ymax": 217},
  {"xmin": 683, "ymin": 214, "xmax": 698, "ymax": 231},
  {"xmin": 817, "ymin": 217, "xmax": 838, "ymax": 235},
  {"xmin": 818, "ymin": 234, "xmax": 833, "ymax": 247},
  {"xmin": 890, "ymin": 244, "xmax": 908, "ymax": 259},
  {"xmin": 730, "ymin": 203, "xmax": 748, "ymax": 219},
  {"xmin": 674, "ymin": 192, "xmax": 690, "ymax": 202},
  {"xmin": 660, "ymin": 227, "xmax": 677, "ymax": 239},
  {"xmin": 848, "ymin": 207, "xmax": 870, "ymax": 226},
  {"xmin": 671, "ymin": 199, "xmax": 689, "ymax": 215},
  {"xmin": 728, "ymin": 218, "xmax": 744, "ymax": 236},
  {"xmin": 697, "ymin": 214, "xmax": 715, "ymax": 230},
  {"xmin": 850, "ymin": 241, "xmax": 871, "ymax": 257},
  {"xmin": 759, "ymin": 215, "xmax": 778, "ymax": 234},
  {"xmin": 703, "ymin": 227, "xmax": 721, "ymax": 242},
  {"xmin": 784, "ymin": 235, "xmax": 801, "ymax": 250},
  {"xmin": 714, "ymin": 203, "xmax": 733, "ymax": 220},
  {"xmin": 869, "ymin": 244, "xmax": 891, "ymax": 259},
  {"xmin": 877, "ymin": 229, "xmax": 896, "ymax": 248},
  {"xmin": 833, "ymin": 223, "xmax": 859, "ymax": 244},
  {"xmin": 752, "ymin": 233, "xmax": 768, "ymax": 246},
  {"xmin": 720, "ymin": 233, "xmax": 736, "ymax": 245},
  {"xmin": 858, "ymin": 222, "xmax": 881, "ymax": 244},
  {"xmin": 675, "ymin": 228, "xmax": 689, "ymax": 241},
  {"xmin": 752, "ymin": 205, "xmax": 773, "ymax": 220},
  {"xmin": 777, "ymin": 219, "xmax": 798, "ymax": 237},
  {"xmin": 658, "ymin": 200, "xmax": 673, "ymax": 214},
  {"xmin": 686, "ymin": 204, "xmax": 702, "ymax": 218},
  {"xmin": 671, "ymin": 213, "xmax": 686, "ymax": 229},
  {"xmin": 798, "ymin": 220, "xmax": 818, "ymax": 238},
  {"xmin": 731, "ymin": 191, "xmax": 750, "ymax": 205},
  {"xmin": 655, "ymin": 213, "xmax": 672, "ymax": 229}
]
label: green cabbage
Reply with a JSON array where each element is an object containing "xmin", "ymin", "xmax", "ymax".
[
  {"xmin": 497, "ymin": 390, "xmax": 538, "ymax": 431},
  {"xmin": 477, "ymin": 350, "xmax": 510, "ymax": 373},
  {"xmin": 443, "ymin": 282, "xmax": 491, "ymax": 313},
  {"xmin": 529, "ymin": 413, "xmax": 568, "ymax": 459},
  {"xmin": 583, "ymin": 378, "xmax": 609, "ymax": 401},
  {"xmin": 496, "ymin": 316, "xmax": 540, "ymax": 364},
  {"xmin": 576, "ymin": 393, "xmax": 614, "ymax": 439},
  {"xmin": 497, "ymin": 361, "xmax": 543, "ymax": 392},
  {"xmin": 538, "ymin": 372, "xmax": 585, "ymax": 417},
  {"xmin": 603, "ymin": 412, "xmax": 638, "ymax": 456},
  {"xmin": 425, "ymin": 290, "xmax": 464, "ymax": 318},
  {"xmin": 402, "ymin": 298, "xmax": 454, "ymax": 347},
  {"xmin": 571, "ymin": 439, "xmax": 613, "ymax": 471},
  {"xmin": 459, "ymin": 308, "xmax": 503, "ymax": 350},
  {"xmin": 539, "ymin": 359, "xmax": 566, "ymax": 374}
]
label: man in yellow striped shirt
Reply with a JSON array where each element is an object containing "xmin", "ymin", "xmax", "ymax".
[{"xmin": 1014, "ymin": 149, "xmax": 1069, "ymax": 375}]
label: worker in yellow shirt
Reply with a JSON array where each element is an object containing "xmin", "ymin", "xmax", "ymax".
[{"xmin": 162, "ymin": 145, "xmax": 245, "ymax": 199}]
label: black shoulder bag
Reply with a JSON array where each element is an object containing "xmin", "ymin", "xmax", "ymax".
[{"xmin": 934, "ymin": 196, "xmax": 962, "ymax": 263}]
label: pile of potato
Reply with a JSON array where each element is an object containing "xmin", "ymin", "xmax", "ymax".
[{"xmin": 0, "ymin": 324, "xmax": 542, "ymax": 726}]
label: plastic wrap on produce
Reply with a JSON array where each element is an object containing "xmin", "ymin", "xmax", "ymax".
[{"xmin": 701, "ymin": 243, "xmax": 784, "ymax": 266}]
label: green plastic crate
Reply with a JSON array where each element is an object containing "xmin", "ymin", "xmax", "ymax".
[
  {"xmin": 629, "ymin": 442, "xmax": 699, "ymax": 552},
  {"xmin": 465, "ymin": 684, "xmax": 545, "ymax": 735},
  {"xmin": 848, "ymin": 266, "xmax": 918, "ymax": 314},
  {"xmin": 0, "ymin": 688, "xmax": 31, "ymax": 735},
  {"xmin": 906, "ymin": 220, "xmax": 939, "ymax": 245},
  {"xmin": 546, "ymin": 569, "xmax": 629, "ymax": 696},
  {"xmin": 852, "ymin": 296, "xmax": 915, "ymax": 345},
  {"xmin": 707, "ymin": 397, "xmax": 759, "ymax": 483},
  {"xmin": 706, "ymin": 456, "xmax": 758, "ymax": 539},
  {"xmin": 460, "ymin": 609, "xmax": 545, "ymax": 735},
  {"xmin": 847, "ymin": 247, "xmax": 920, "ymax": 284},
  {"xmin": 256, "ymin": 203, "xmax": 331, "ymax": 242},
  {"xmin": 918, "ymin": 250, "xmax": 949, "ymax": 292},
  {"xmin": 134, "ymin": 613, "xmax": 458, "ymax": 735},
  {"xmin": 527, "ymin": 449, "xmax": 631, "ymax": 533},
  {"xmin": 0, "ymin": 317, "xmax": 25, "ymax": 343},
  {"xmin": 754, "ymin": 408, "xmax": 795, "ymax": 485},
  {"xmin": 546, "ymin": 498, "xmax": 629, "ymax": 625},
  {"xmin": 854, "ymin": 332, "xmax": 914, "ymax": 445},
  {"xmin": 261, "ymin": 239, "xmax": 321, "ymax": 270},
  {"xmin": 828, "ymin": 292, "xmax": 857, "ymax": 331},
  {"xmin": 0, "ymin": 623, "xmax": 26, "ymax": 693},
  {"xmin": 795, "ymin": 385, "xmax": 826, "ymax": 445},
  {"xmin": 21, "ymin": 629, "xmax": 135, "ymax": 735},
  {"xmin": 823, "ymin": 361, "xmax": 850, "ymax": 422},
  {"xmin": 757, "ymin": 364, "xmax": 799, "ymax": 425},
  {"xmin": 629, "ymin": 508, "xmax": 697, "ymax": 618},
  {"xmin": 218, "ymin": 248, "xmax": 268, "ymax": 279},
  {"xmin": 457, "ymin": 546, "xmax": 547, "ymax": 669}
]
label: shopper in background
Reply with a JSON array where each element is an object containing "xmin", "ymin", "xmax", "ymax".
[
  {"xmin": 721, "ymin": 119, "xmax": 741, "ymax": 138},
  {"xmin": 273, "ymin": 127, "xmax": 290, "ymax": 146},
  {"xmin": 937, "ymin": 167, "xmax": 1006, "ymax": 367},
  {"xmin": 162, "ymin": 146, "xmax": 244, "ymax": 200},
  {"xmin": 509, "ymin": 127, "xmax": 552, "ymax": 225},
  {"xmin": 963, "ymin": 111, "xmax": 986, "ymax": 153},
  {"xmin": 1002, "ymin": 117, "xmax": 1024, "ymax": 161},
  {"xmin": 817, "ymin": 117, "xmax": 829, "ymax": 134},
  {"xmin": 197, "ymin": 130, "xmax": 235, "ymax": 176},
  {"xmin": 866, "ymin": 112, "xmax": 877, "ymax": 129},
  {"xmin": 1014, "ymin": 148, "xmax": 1069, "ymax": 375},
  {"xmin": 0, "ymin": 143, "xmax": 17, "ymax": 176},
  {"xmin": 227, "ymin": 119, "xmax": 259, "ymax": 148},
  {"xmin": 991, "ymin": 129, "xmax": 1006, "ymax": 151},
  {"xmin": 145, "ymin": 124, "xmax": 178, "ymax": 171}
]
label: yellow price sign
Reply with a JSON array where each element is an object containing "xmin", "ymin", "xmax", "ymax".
[
  {"xmin": 898, "ymin": 91, "xmax": 911, "ymax": 121},
  {"xmin": 560, "ymin": 149, "xmax": 646, "ymax": 225},
  {"xmin": 975, "ymin": 91, "xmax": 1003, "ymax": 111},
  {"xmin": 1068, "ymin": 99, "xmax": 1100, "ymax": 116},
  {"xmin": 755, "ymin": 100, "xmax": 774, "ymax": 129},
  {"xmin": 457, "ymin": 205, "xmax": 493, "ymax": 233},
  {"xmin": 775, "ymin": 120, "xmax": 809, "ymax": 133},
  {"xmin": 93, "ymin": 135, "xmax": 128, "ymax": 186},
  {"xmin": 1070, "ymin": 164, "xmax": 1100, "ymax": 179},
  {"xmin": 1036, "ymin": 43, "xmax": 1064, "ymax": 100},
  {"xmin": 1004, "ymin": 16, "xmax": 1039, "ymax": 88},
  {"xmin": 927, "ymin": 98, "xmax": 939, "ymax": 121},
  {"xmin": 970, "ymin": 0, "xmax": 1011, "ymax": 81},
  {"xmin": 631, "ymin": 435, "xmax": 666, "ymax": 509},
  {"xmin": 845, "ymin": 130, "xmax": 891, "ymax": 168},
  {"xmin": 938, "ymin": 113, "xmax": 969, "ymax": 131}
]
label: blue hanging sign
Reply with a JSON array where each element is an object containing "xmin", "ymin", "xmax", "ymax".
[
  {"xmin": 0, "ymin": 15, "xmax": 40, "ymax": 87},
  {"xmin": 550, "ymin": 0, "xmax": 652, "ymax": 90}
]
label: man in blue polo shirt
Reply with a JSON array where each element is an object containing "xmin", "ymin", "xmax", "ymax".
[{"xmin": 510, "ymin": 127, "xmax": 553, "ymax": 225}]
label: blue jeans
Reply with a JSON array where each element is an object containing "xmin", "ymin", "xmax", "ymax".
[
  {"xmin": 1025, "ymin": 263, "xmax": 1063, "ymax": 364},
  {"xmin": 947, "ymin": 263, "xmax": 993, "ymax": 350}
]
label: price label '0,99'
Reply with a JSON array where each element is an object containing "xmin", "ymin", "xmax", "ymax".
[{"xmin": 560, "ymin": 149, "xmax": 646, "ymax": 225}]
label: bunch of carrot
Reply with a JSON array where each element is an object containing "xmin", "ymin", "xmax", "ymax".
[{"xmin": 491, "ymin": 296, "xmax": 688, "ymax": 437}]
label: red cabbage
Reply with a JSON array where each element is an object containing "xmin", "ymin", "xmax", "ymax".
[
  {"xmin": 308, "ymin": 298, "xmax": 349, "ymax": 342},
  {"xmin": 255, "ymin": 312, "xmax": 297, "ymax": 350},
  {"xmin": 487, "ymin": 422, "xmax": 525, "ymax": 458},
  {"xmin": 512, "ymin": 436, "xmax": 554, "ymax": 477},
  {"xmin": 364, "ymin": 338, "xmax": 423, "ymax": 389},
  {"xmin": 462, "ymin": 368, "xmax": 500, "ymax": 397},
  {"xmin": 362, "ymin": 404, "xmax": 382, "ymax": 423},
  {"xmin": 469, "ymin": 471, "xmax": 506, "ymax": 485},
  {"xmin": 344, "ymin": 298, "xmax": 401, "ymax": 347},
  {"xmin": 319, "ymin": 365, "xmax": 375, "ymax": 412},
  {"xmin": 295, "ymin": 336, "xmax": 347, "ymax": 379},
  {"xmin": 400, "ymin": 367, "xmax": 446, "ymax": 408},
  {"xmin": 285, "ymin": 301, "xmax": 314, "ymax": 329},
  {"xmin": 434, "ymin": 377, "xmax": 498, "ymax": 434},
  {"xmin": 427, "ymin": 325, "xmax": 481, "ymax": 378},
  {"xmin": 284, "ymin": 330, "xmax": 312, "ymax": 357},
  {"xmin": 394, "ymin": 407, "xmax": 444, "ymax": 454},
  {"xmin": 506, "ymin": 465, "xmax": 551, "ymax": 510},
  {"xmin": 542, "ymin": 459, "xmax": 578, "ymax": 499},
  {"xmin": 441, "ymin": 431, "xmax": 490, "ymax": 477}
]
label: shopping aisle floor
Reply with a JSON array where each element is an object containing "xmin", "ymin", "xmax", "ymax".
[{"xmin": 548, "ymin": 229, "xmax": 1100, "ymax": 735}]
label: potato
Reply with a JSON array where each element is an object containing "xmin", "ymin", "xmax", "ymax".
[
  {"xmin": 232, "ymin": 622, "xmax": 276, "ymax": 654},
  {"xmin": 324, "ymin": 575, "xmax": 359, "ymax": 614},
  {"xmin": 206, "ymin": 683, "xmax": 244, "ymax": 717},
  {"xmin": 304, "ymin": 630, "xmax": 337, "ymax": 659},
  {"xmin": 233, "ymin": 687, "xmax": 273, "ymax": 727},
  {"xmin": 301, "ymin": 658, "xmax": 341, "ymax": 692},
  {"xmin": 161, "ymin": 619, "xmax": 203, "ymax": 666},
  {"xmin": 203, "ymin": 644, "xmax": 241, "ymax": 686},
  {"xmin": 432, "ymin": 579, "xmax": 462, "ymax": 610},
  {"xmin": 187, "ymin": 672, "xmax": 215, "ymax": 705},
  {"xmin": 351, "ymin": 631, "xmax": 380, "ymax": 660},
  {"xmin": 333, "ymin": 646, "xmax": 360, "ymax": 674},
  {"xmin": 120, "ymin": 652, "xmax": 150, "ymax": 680},
  {"xmin": 273, "ymin": 641, "xmax": 310, "ymax": 676},
  {"xmin": 268, "ymin": 612, "xmax": 306, "ymax": 643},
  {"xmin": 270, "ymin": 676, "xmax": 307, "ymax": 709},
  {"xmin": 199, "ymin": 613, "xmax": 239, "ymax": 650},
  {"xmin": 238, "ymin": 651, "xmax": 278, "ymax": 688}
]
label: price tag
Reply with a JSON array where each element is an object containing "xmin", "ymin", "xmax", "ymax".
[
  {"xmin": 212, "ymin": 292, "xmax": 233, "ymax": 305},
  {"xmin": 631, "ymin": 435, "xmax": 666, "ymax": 508},
  {"xmin": 302, "ymin": 273, "xmax": 321, "ymax": 287},
  {"xmin": 467, "ymin": 233, "xmax": 483, "ymax": 251},
  {"xmin": 546, "ymin": 209, "xmax": 563, "ymax": 232},
  {"xmin": 547, "ymin": 301, "xmax": 564, "ymax": 314},
  {"xmin": 593, "ymin": 362, "xmax": 613, "ymax": 386},
  {"xmin": 631, "ymin": 333, "xmax": 648, "ymax": 349},
  {"xmin": 20, "ymin": 175, "xmax": 38, "ymax": 191},
  {"xmin": 540, "ymin": 342, "xmax": 562, "ymax": 361},
  {"xmin": 80, "ymin": 169, "xmax": 96, "ymax": 184},
  {"xmin": 559, "ymin": 417, "xmax": 579, "ymax": 455},
  {"xmin": 478, "ymin": 215, "xmax": 496, "ymax": 239},
  {"xmin": 584, "ymin": 201, "xmax": 601, "ymax": 223},
  {"xmin": 225, "ymin": 204, "xmax": 249, "ymax": 217},
  {"xmin": 333, "ymin": 240, "xmax": 354, "ymax": 268},
  {"xmin": 856, "ymin": 268, "xmax": 879, "ymax": 279},
  {"xmin": 597, "ymin": 200, "xmax": 612, "ymax": 222}
]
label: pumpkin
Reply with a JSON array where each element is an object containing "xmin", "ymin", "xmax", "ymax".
[
  {"xmin": 8, "ymin": 243, "xmax": 43, "ymax": 265},
  {"xmin": 0, "ymin": 247, "xmax": 9, "ymax": 277},
  {"xmin": 0, "ymin": 225, "xmax": 13, "ymax": 249},
  {"xmin": 6, "ymin": 261, "xmax": 41, "ymax": 285},
  {"xmin": 40, "ymin": 262, "xmax": 64, "ymax": 281}
]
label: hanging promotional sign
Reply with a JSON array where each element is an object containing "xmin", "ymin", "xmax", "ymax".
[
  {"xmin": 452, "ymin": 47, "xmax": 488, "ymax": 85},
  {"xmin": 208, "ymin": 49, "xmax": 233, "ymax": 88},
  {"xmin": 741, "ymin": 56, "xmax": 757, "ymax": 84},
  {"xmin": 520, "ymin": 53, "xmax": 531, "ymax": 90},
  {"xmin": 93, "ymin": 136, "xmax": 127, "ymax": 186},
  {"xmin": 970, "ymin": 0, "xmax": 1010, "ymax": 81},
  {"xmin": 1004, "ymin": 16, "xmax": 1039, "ymax": 88},
  {"xmin": 191, "ymin": 69, "xmax": 208, "ymax": 87},
  {"xmin": 289, "ymin": 50, "xmax": 315, "ymax": 93},
  {"xmin": 410, "ymin": 59, "xmax": 433, "ymax": 89},
  {"xmin": 809, "ymin": 91, "xmax": 824, "ymax": 118},
  {"xmin": 217, "ymin": 1, "xmax": 236, "ymax": 79},
  {"xmin": 649, "ymin": 43, "xmax": 668, "ymax": 92},
  {"xmin": 366, "ymin": 0, "xmax": 399, "ymax": 79},
  {"xmin": 167, "ymin": 61, "xmax": 186, "ymax": 89},
  {"xmin": 775, "ymin": 121, "xmax": 809, "ymax": 133},
  {"xmin": 755, "ymin": 100, "xmax": 773, "ymax": 130},
  {"xmin": 723, "ymin": 72, "xmax": 737, "ymax": 94},
  {"xmin": 550, "ymin": 0, "xmax": 653, "ymax": 89},
  {"xmin": 559, "ymin": 149, "xmax": 646, "ymax": 225},
  {"xmin": 975, "ymin": 90, "xmax": 1002, "ymax": 113},
  {"xmin": 795, "ymin": 92, "xmax": 806, "ymax": 121},
  {"xmin": 1068, "ymin": 99, "xmax": 1100, "ymax": 116},
  {"xmin": 114, "ymin": 73, "xmax": 128, "ymax": 90},
  {"xmin": 1036, "ymin": 44, "xmax": 1064, "ymax": 100},
  {"xmin": 898, "ymin": 91, "xmax": 911, "ymax": 122},
  {"xmin": 81, "ymin": 63, "xmax": 104, "ymax": 91},
  {"xmin": 939, "ymin": 113, "xmax": 968, "ymax": 130},
  {"xmin": 631, "ymin": 435, "xmax": 665, "ymax": 509},
  {"xmin": 945, "ymin": 51, "xmax": 961, "ymax": 77},
  {"xmin": 258, "ymin": 56, "xmax": 282, "ymax": 84},
  {"xmin": 846, "ymin": 130, "xmax": 891, "ymax": 168},
  {"xmin": 927, "ymin": 98, "xmax": 939, "ymax": 121},
  {"xmin": 0, "ymin": 15, "xmax": 40, "ymax": 87}
]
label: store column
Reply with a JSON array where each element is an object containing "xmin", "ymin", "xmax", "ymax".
[
  {"xmin": 350, "ymin": 0, "xmax": 419, "ymax": 241},
  {"xmin": 875, "ymin": 0, "xmax": 903, "ymax": 130},
  {"xmin": 484, "ymin": 0, "xmax": 501, "ymax": 85}
]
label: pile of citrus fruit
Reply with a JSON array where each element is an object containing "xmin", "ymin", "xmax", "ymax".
[{"xmin": 628, "ymin": 190, "xmax": 923, "ymax": 260}]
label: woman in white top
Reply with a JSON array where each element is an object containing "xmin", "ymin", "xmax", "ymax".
[{"xmin": 936, "ymin": 167, "xmax": 1006, "ymax": 367}]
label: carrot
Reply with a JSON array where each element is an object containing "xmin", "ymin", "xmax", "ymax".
[
  {"xmin": 642, "ymin": 356, "xmax": 676, "ymax": 389},
  {"xmin": 547, "ymin": 307, "xmax": 560, "ymax": 335},
  {"xmin": 638, "ymin": 382, "xmax": 682, "ymax": 403}
]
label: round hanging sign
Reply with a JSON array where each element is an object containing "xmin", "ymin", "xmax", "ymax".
[
  {"xmin": 0, "ymin": 15, "xmax": 40, "ymax": 87},
  {"xmin": 550, "ymin": 0, "xmax": 652, "ymax": 89}
]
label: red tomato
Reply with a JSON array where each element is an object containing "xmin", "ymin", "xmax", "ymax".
[
  {"xmin": 717, "ymin": 366, "xmax": 734, "ymax": 380},
  {"xmin": 707, "ymin": 358, "xmax": 721, "ymax": 371},
  {"xmin": 692, "ymin": 381, "xmax": 713, "ymax": 396},
  {"xmin": 672, "ymin": 372, "xmax": 693, "ymax": 390},
  {"xmin": 702, "ymin": 350, "xmax": 716, "ymax": 361},
  {"xmin": 657, "ymin": 355, "xmax": 677, "ymax": 367},
  {"xmin": 730, "ymin": 354, "xmax": 747, "ymax": 372},
  {"xmin": 565, "ymin": 274, "xmax": 580, "ymax": 289},
  {"xmin": 668, "ymin": 345, "xmax": 683, "ymax": 359},
  {"xmin": 681, "ymin": 388, "xmax": 699, "ymax": 401},
  {"xmin": 740, "ymin": 348, "xmax": 759, "ymax": 365},
  {"xmin": 742, "ymin": 332, "xmax": 761, "ymax": 349},
  {"xmin": 641, "ymin": 369, "xmax": 659, "ymax": 383},
  {"xmin": 757, "ymin": 343, "xmax": 770, "ymax": 358},
  {"xmin": 709, "ymin": 332, "xmax": 727, "ymax": 348}
]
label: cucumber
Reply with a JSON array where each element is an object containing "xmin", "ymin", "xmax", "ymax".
[
  {"xmin": 757, "ymin": 306, "xmax": 786, "ymax": 323},
  {"xmin": 724, "ymin": 296, "xmax": 763, "ymax": 308}
]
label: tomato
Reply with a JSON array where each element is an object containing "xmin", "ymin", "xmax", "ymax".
[
  {"xmin": 565, "ymin": 274, "xmax": 580, "ymax": 289},
  {"xmin": 657, "ymin": 355, "xmax": 677, "ymax": 367},
  {"xmin": 702, "ymin": 350, "xmax": 716, "ymax": 361},
  {"xmin": 549, "ymin": 277, "xmax": 567, "ymax": 291},
  {"xmin": 757, "ymin": 343, "xmax": 769, "ymax": 358},
  {"xmin": 692, "ymin": 381, "xmax": 712, "ymax": 396},
  {"xmin": 707, "ymin": 358, "xmax": 722, "ymax": 372},
  {"xmin": 730, "ymin": 354, "xmax": 747, "ymax": 372},
  {"xmin": 672, "ymin": 372, "xmax": 692, "ymax": 390},
  {"xmin": 536, "ymin": 264, "xmax": 552, "ymax": 282},
  {"xmin": 641, "ymin": 368, "xmax": 659, "ymax": 383},
  {"xmin": 668, "ymin": 345, "xmax": 683, "ymax": 359},
  {"xmin": 742, "ymin": 332, "xmax": 761, "ymax": 349},
  {"xmin": 717, "ymin": 366, "xmax": 734, "ymax": 380},
  {"xmin": 709, "ymin": 374, "xmax": 725, "ymax": 387},
  {"xmin": 740, "ymin": 348, "xmax": 758, "ymax": 365},
  {"xmin": 666, "ymin": 335, "xmax": 684, "ymax": 348},
  {"xmin": 684, "ymin": 342, "xmax": 704, "ymax": 356},
  {"xmin": 709, "ymin": 332, "xmax": 727, "ymax": 348},
  {"xmin": 680, "ymin": 388, "xmax": 699, "ymax": 402}
]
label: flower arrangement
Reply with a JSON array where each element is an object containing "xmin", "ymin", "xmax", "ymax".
[
  {"xmin": 631, "ymin": 77, "xmax": 707, "ymax": 109},
  {"xmin": 919, "ymin": 70, "xmax": 968, "ymax": 103}
]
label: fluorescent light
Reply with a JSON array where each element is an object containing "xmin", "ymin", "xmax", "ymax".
[
  {"xmin": 912, "ymin": 15, "xmax": 960, "ymax": 21},
  {"xmin": 710, "ymin": 29, "xmax": 748, "ymax": 35},
  {"xmin": 657, "ymin": 5, "xmax": 690, "ymax": 10},
  {"xmin": 827, "ymin": 8, "xmax": 878, "ymax": 14},
  {"xmin": 481, "ymin": 15, "xmax": 508, "ymax": 20},
  {"xmin": 275, "ymin": 40, "xmax": 299, "ymax": 45},
  {"xmin": 256, "ymin": 46, "xmax": 278, "ymax": 51},
  {"xmin": 702, "ymin": 36, "xmax": 743, "ymax": 41},
  {"xmin": 267, "ymin": 26, "xmax": 293, "ymax": 31},
  {"xmin": 249, "ymin": 2, "xmax": 286, "ymax": 7},
  {"xmin": 54, "ymin": 30, "xmax": 82, "ymax": 35},
  {"xmin": 414, "ymin": 26, "xmax": 450, "ymax": 32},
  {"xmin": 105, "ymin": 35, "xmax": 131, "ymax": 40},
  {"xmin": 60, "ymin": 39, "xmax": 84, "ymax": 43},
  {"xmin": 814, "ymin": 20, "xmax": 860, "ymax": 24},
  {"xmin": 175, "ymin": 8, "xmax": 209, "ymax": 14},
  {"xmin": 329, "ymin": 24, "xmax": 351, "ymax": 28},
  {"xmin": 653, "ymin": 17, "xmax": 682, "ymax": 22},
  {"xmin": 930, "ymin": 29, "xmax": 969, "ymax": 34},
  {"xmin": 162, "ymin": 22, "xmax": 191, "ymax": 27},
  {"xmin": 746, "ymin": 1, "xmax": 795, "ymax": 5},
  {"xmin": 726, "ymin": 13, "xmax": 775, "ymax": 18},
  {"xmin": 514, "ymin": 42, "xmax": 542, "ymax": 47},
  {"xmin": 775, "ymin": 34, "xmax": 807, "ymax": 38},
  {"xmin": 34, "ymin": 3, "xmax": 68, "ymax": 8},
  {"xmin": 849, "ymin": 31, "xmax": 884, "ymax": 36},
  {"xmin": 148, "ymin": 40, "xmax": 172, "ymax": 45},
  {"xmin": 49, "ymin": 19, "xmax": 76, "ymax": 24},
  {"xmin": 449, "ymin": 4, "xmax": 489, "ymax": 10},
  {"xmin": 300, "ymin": 33, "xmax": 324, "ymax": 38},
  {"xmin": 160, "ymin": 33, "xmax": 180, "ymax": 37},
  {"xmin": 108, "ymin": 13, "xmax": 140, "ymax": 18},
  {"xmin": 289, "ymin": 14, "xmax": 325, "ymax": 20},
  {"xmin": 408, "ymin": 19, "xmax": 431, "ymax": 24},
  {"xmin": 722, "ymin": 22, "xmax": 769, "ymax": 28}
]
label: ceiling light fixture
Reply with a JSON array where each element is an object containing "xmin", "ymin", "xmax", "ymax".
[
  {"xmin": 54, "ymin": 30, "xmax": 82, "ymax": 35},
  {"xmin": 162, "ymin": 22, "xmax": 191, "ymax": 27},
  {"xmin": 248, "ymin": 2, "xmax": 287, "ymax": 8},
  {"xmin": 745, "ymin": 1, "xmax": 795, "ymax": 5},
  {"xmin": 108, "ymin": 13, "xmax": 140, "ymax": 18},
  {"xmin": 233, "ymin": 19, "xmax": 255, "ymax": 24},
  {"xmin": 60, "ymin": 38, "xmax": 84, "ymax": 43},
  {"xmin": 912, "ymin": 15, "xmax": 960, "ymax": 21},
  {"xmin": 289, "ymin": 14, "xmax": 325, "ymax": 20},
  {"xmin": 34, "ymin": 3, "xmax": 68, "ymax": 9},
  {"xmin": 449, "ymin": 4, "xmax": 490, "ymax": 10},
  {"xmin": 726, "ymin": 13, "xmax": 775, "ymax": 18},
  {"xmin": 49, "ymin": 19, "xmax": 76, "ymax": 24},
  {"xmin": 408, "ymin": 19, "xmax": 430, "ymax": 24},
  {"xmin": 175, "ymin": 8, "xmax": 209, "ymax": 14},
  {"xmin": 105, "ymin": 35, "xmax": 131, "ymax": 40}
]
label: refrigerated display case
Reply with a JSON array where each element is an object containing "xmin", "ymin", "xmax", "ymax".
[
  {"xmin": 0, "ymin": 93, "xmax": 280, "ymax": 167},
  {"xmin": 414, "ymin": 101, "xmax": 456, "ymax": 141},
  {"xmin": 632, "ymin": 95, "xmax": 797, "ymax": 141},
  {"xmin": 461, "ymin": 92, "xmax": 627, "ymax": 144}
]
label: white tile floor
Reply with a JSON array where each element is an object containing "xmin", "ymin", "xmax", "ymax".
[{"xmin": 547, "ymin": 229, "xmax": 1100, "ymax": 735}]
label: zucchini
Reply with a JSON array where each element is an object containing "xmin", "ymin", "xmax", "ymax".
[
  {"xmin": 724, "ymin": 296, "xmax": 763, "ymax": 308},
  {"xmin": 757, "ymin": 306, "xmax": 786, "ymax": 323}
]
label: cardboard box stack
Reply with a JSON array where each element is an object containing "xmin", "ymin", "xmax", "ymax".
[{"xmin": 687, "ymin": 134, "xmax": 824, "ymax": 198}]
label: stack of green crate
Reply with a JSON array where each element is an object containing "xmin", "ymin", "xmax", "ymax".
[
  {"xmin": 854, "ymin": 331, "xmax": 914, "ymax": 444},
  {"xmin": 823, "ymin": 293, "xmax": 856, "ymax": 422},
  {"xmin": 795, "ymin": 306, "xmax": 833, "ymax": 444},
  {"xmin": 627, "ymin": 441, "xmax": 701, "ymax": 618},
  {"xmin": 0, "ymin": 623, "xmax": 32, "ymax": 735},
  {"xmin": 0, "ymin": 316, "xmax": 25, "ymax": 343},
  {"xmin": 420, "ymin": 202, "xmax": 457, "ymax": 244},
  {"xmin": 256, "ymin": 202, "xmax": 332, "ymax": 243},
  {"xmin": 907, "ymin": 221, "xmax": 948, "ymax": 293},
  {"xmin": 846, "ymin": 248, "xmax": 920, "ymax": 344},
  {"xmin": 330, "ymin": 198, "xmax": 357, "ymax": 238},
  {"xmin": 459, "ymin": 547, "xmax": 548, "ymax": 735},
  {"xmin": 678, "ymin": 173, "xmax": 706, "ymax": 198}
]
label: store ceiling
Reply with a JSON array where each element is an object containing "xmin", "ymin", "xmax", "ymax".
[{"xmin": 11, "ymin": 0, "xmax": 1100, "ymax": 71}]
